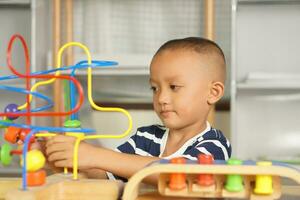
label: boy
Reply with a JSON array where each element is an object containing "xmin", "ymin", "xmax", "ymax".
[{"xmin": 45, "ymin": 37, "xmax": 231, "ymax": 183}]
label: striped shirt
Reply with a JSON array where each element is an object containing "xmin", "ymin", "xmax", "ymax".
[{"xmin": 107, "ymin": 122, "xmax": 231, "ymax": 181}]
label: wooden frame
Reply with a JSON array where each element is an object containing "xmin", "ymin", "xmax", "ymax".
[
  {"xmin": 53, "ymin": 0, "xmax": 73, "ymax": 127},
  {"xmin": 123, "ymin": 162, "xmax": 300, "ymax": 200},
  {"xmin": 1, "ymin": 174, "xmax": 122, "ymax": 200}
]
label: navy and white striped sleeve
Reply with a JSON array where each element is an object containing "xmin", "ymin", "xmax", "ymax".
[
  {"xmin": 107, "ymin": 125, "xmax": 164, "ymax": 181},
  {"xmin": 116, "ymin": 132, "xmax": 138, "ymax": 154},
  {"xmin": 116, "ymin": 125, "xmax": 164, "ymax": 156},
  {"xmin": 106, "ymin": 132, "xmax": 138, "ymax": 181}
]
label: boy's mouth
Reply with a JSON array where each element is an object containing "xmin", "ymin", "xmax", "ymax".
[{"xmin": 160, "ymin": 110, "xmax": 174, "ymax": 118}]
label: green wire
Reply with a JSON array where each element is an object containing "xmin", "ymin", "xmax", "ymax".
[{"xmin": 63, "ymin": 79, "xmax": 71, "ymax": 121}]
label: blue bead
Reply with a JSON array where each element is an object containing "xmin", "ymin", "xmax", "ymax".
[{"xmin": 4, "ymin": 103, "xmax": 19, "ymax": 120}]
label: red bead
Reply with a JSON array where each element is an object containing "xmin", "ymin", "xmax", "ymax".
[
  {"xmin": 197, "ymin": 154, "xmax": 214, "ymax": 186},
  {"xmin": 19, "ymin": 128, "xmax": 35, "ymax": 144}
]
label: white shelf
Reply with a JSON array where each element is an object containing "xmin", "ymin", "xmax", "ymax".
[
  {"xmin": 237, "ymin": 82, "xmax": 300, "ymax": 90},
  {"xmin": 231, "ymin": 0, "xmax": 300, "ymax": 159},
  {"xmin": 50, "ymin": 53, "xmax": 152, "ymax": 76},
  {"xmin": 238, "ymin": 0, "xmax": 300, "ymax": 4},
  {"xmin": 0, "ymin": 0, "xmax": 30, "ymax": 5},
  {"xmin": 237, "ymin": 72, "xmax": 300, "ymax": 89}
]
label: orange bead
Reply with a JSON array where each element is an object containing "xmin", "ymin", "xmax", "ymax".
[
  {"xmin": 4, "ymin": 126, "xmax": 21, "ymax": 144},
  {"xmin": 168, "ymin": 157, "xmax": 187, "ymax": 190},
  {"xmin": 197, "ymin": 154, "xmax": 214, "ymax": 186},
  {"xmin": 27, "ymin": 169, "xmax": 46, "ymax": 186}
]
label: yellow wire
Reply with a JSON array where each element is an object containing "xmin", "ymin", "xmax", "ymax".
[
  {"xmin": 72, "ymin": 136, "xmax": 84, "ymax": 179},
  {"xmin": 84, "ymin": 58, "xmax": 133, "ymax": 140},
  {"xmin": 51, "ymin": 42, "xmax": 132, "ymax": 179},
  {"xmin": 35, "ymin": 133, "xmax": 57, "ymax": 137},
  {"xmin": 21, "ymin": 41, "xmax": 133, "ymax": 180}
]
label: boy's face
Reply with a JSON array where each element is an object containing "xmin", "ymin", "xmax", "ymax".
[{"xmin": 150, "ymin": 49, "xmax": 212, "ymax": 131}]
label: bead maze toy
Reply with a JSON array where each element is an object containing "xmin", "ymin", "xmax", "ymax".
[
  {"xmin": 0, "ymin": 34, "xmax": 132, "ymax": 199},
  {"xmin": 123, "ymin": 156, "xmax": 300, "ymax": 200}
]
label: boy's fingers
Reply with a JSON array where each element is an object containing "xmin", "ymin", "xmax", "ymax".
[
  {"xmin": 46, "ymin": 143, "xmax": 71, "ymax": 156},
  {"xmin": 46, "ymin": 135, "xmax": 75, "ymax": 147},
  {"xmin": 48, "ymin": 151, "xmax": 69, "ymax": 162},
  {"xmin": 30, "ymin": 142, "xmax": 40, "ymax": 150},
  {"xmin": 53, "ymin": 160, "xmax": 72, "ymax": 168}
]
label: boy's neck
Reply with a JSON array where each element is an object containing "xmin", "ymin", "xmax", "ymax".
[{"xmin": 168, "ymin": 121, "xmax": 208, "ymax": 144}]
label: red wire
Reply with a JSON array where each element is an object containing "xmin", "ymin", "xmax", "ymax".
[
  {"xmin": 10, "ymin": 143, "xmax": 32, "ymax": 155},
  {"xmin": 2, "ymin": 34, "xmax": 84, "ymax": 117},
  {"xmin": 5, "ymin": 34, "xmax": 31, "ymax": 124},
  {"xmin": 10, "ymin": 149, "xmax": 22, "ymax": 155}
]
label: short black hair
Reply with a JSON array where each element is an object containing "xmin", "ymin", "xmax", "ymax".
[
  {"xmin": 153, "ymin": 37, "xmax": 226, "ymax": 83},
  {"xmin": 154, "ymin": 37, "xmax": 225, "ymax": 64}
]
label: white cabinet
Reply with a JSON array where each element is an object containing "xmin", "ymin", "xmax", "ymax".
[{"xmin": 231, "ymin": 0, "xmax": 300, "ymax": 160}]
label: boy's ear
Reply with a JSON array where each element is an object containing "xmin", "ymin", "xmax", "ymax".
[{"xmin": 207, "ymin": 81, "xmax": 224, "ymax": 105}]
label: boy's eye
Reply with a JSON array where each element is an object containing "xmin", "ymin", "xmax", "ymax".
[
  {"xmin": 150, "ymin": 86, "xmax": 157, "ymax": 92},
  {"xmin": 170, "ymin": 85, "xmax": 181, "ymax": 91}
]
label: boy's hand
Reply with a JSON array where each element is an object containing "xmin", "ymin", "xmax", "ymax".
[
  {"xmin": 45, "ymin": 135, "xmax": 96, "ymax": 170},
  {"xmin": 30, "ymin": 139, "xmax": 63, "ymax": 172}
]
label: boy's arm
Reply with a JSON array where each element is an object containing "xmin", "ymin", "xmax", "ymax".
[
  {"xmin": 46, "ymin": 135, "xmax": 161, "ymax": 185},
  {"xmin": 89, "ymin": 147, "xmax": 160, "ymax": 184},
  {"xmin": 81, "ymin": 150, "xmax": 160, "ymax": 184}
]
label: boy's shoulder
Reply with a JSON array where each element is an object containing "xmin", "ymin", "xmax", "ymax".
[
  {"xmin": 201, "ymin": 127, "xmax": 228, "ymax": 141},
  {"xmin": 195, "ymin": 127, "xmax": 230, "ymax": 149},
  {"xmin": 136, "ymin": 124, "xmax": 166, "ymax": 139}
]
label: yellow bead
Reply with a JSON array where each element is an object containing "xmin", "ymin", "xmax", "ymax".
[
  {"xmin": 20, "ymin": 150, "xmax": 45, "ymax": 172},
  {"xmin": 254, "ymin": 161, "xmax": 273, "ymax": 195}
]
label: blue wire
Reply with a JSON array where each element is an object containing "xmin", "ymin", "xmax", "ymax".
[
  {"xmin": 0, "ymin": 60, "xmax": 118, "ymax": 114},
  {"xmin": 70, "ymin": 66, "xmax": 78, "ymax": 120},
  {"xmin": 0, "ymin": 60, "xmax": 118, "ymax": 81},
  {"xmin": 0, "ymin": 85, "xmax": 53, "ymax": 113},
  {"xmin": 69, "ymin": 60, "xmax": 118, "ymax": 120},
  {"xmin": 22, "ymin": 129, "xmax": 37, "ymax": 190},
  {"xmin": 0, "ymin": 121, "xmax": 95, "ymax": 133}
]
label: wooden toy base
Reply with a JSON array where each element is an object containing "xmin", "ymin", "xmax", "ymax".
[
  {"xmin": 134, "ymin": 187, "xmax": 300, "ymax": 200},
  {"xmin": 1, "ymin": 173, "xmax": 123, "ymax": 200},
  {"xmin": 0, "ymin": 178, "xmax": 21, "ymax": 200},
  {"xmin": 1, "ymin": 171, "xmax": 300, "ymax": 200},
  {"xmin": 1, "ymin": 177, "xmax": 300, "ymax": 200}
]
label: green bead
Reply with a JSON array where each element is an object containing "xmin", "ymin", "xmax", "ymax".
[
  {"xmin": 225, "ymin": 158, "xmax": 244, "ymax": 192},
  {"xmin": 64, "ymin": 120, "xmax": 81, "ymax": 128},
  {"xmin": 0, "ymin": 143, "xmax": 13, "ymax": 166},
  {"xmin": 0, "ymin": 119, "xmax": 13, "ymax": 128}
]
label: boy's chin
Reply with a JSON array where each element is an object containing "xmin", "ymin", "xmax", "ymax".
[{"xmin": 162, "ymin": 121, "xmax": 182, "ymax": 130}]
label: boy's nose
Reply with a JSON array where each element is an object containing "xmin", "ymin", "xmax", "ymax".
[{"xmin": 157, "ymin": 90, "xmax": 170, "ymax": 105}]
